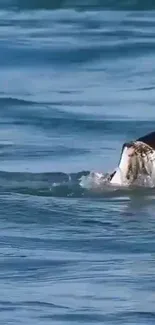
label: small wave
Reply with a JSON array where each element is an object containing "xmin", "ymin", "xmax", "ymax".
[
  {"xmin": 1, "ymin": 117, "xmax": 155, "ymax": 139},
  {"xmin": 0, "ymin": 170, "xmax": 89, "ymax": 197},
  {"xmin": 2, "ymin": 41, "xmax": 155, "ymax": 67},
  {"xmin": 0, "ymin": 97, "xmax": 38, "ymax": 106},
  {"xmin": 0, "ymin": 170, "xmax": 154, "ymax": 199},
  {"xmin": 1, "ymin": 0, "xmax": 155, "ymax": 11},
  {"xmin": 0, "ymin": 95, "xmax": 154, "ymax": 138}
]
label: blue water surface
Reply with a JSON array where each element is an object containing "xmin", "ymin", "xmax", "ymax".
[{"xmin": 0, "ymin": 0, "xmax": 155, "ymax": 324}]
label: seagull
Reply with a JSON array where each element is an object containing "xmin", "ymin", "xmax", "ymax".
[{"xmin": 109, "ymin": 131, "xmax": 155, "ymax": 186}]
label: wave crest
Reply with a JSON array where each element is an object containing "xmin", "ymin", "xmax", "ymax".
[{"xmin": 0, "ymin": 170, "xmax": 154, "ymax": 198}]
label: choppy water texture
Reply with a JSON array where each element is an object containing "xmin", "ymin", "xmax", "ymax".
[{"xmin": 1, "ymin": 1, "xmax": 155, "ymax": 324}]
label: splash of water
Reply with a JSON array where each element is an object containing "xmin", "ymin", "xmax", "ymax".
[{"xmin": 79, "ymin": 171, "xmax": 155, "ymax": 190}]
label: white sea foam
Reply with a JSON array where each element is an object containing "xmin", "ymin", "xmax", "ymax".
[{"xmin": 79, "ymin": 171, "xmax": 155, "ymax": 190}]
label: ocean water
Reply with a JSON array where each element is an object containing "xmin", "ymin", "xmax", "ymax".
[{"xmin": 1, "ymin": 1, "xmax": 155, "ymax": 324}]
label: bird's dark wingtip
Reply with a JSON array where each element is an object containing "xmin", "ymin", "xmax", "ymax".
[{"xmin": 136, "ymin": 131, "xmax": 155, "ymax": 150}]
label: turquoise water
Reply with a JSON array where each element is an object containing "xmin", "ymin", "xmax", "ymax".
[{"xmin": 1, "ymin": 1, "xmax": 155, "ymax": 324}]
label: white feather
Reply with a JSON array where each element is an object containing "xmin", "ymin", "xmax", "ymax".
[
  {"xmin": 110, "ymin": 146, "xmax": 131, "ymax": 185},
  {"xmin": 110, "ymin": 141, "xmax": 155, "ymax": 186}
]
